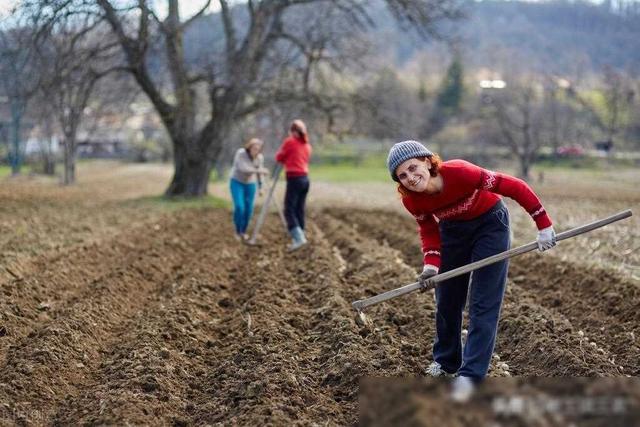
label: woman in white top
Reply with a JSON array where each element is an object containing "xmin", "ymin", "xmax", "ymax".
[{"xmin": 229, "ymin": 138, "xmax": 269, "ymax": 240}]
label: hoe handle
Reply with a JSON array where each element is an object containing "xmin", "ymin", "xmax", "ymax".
[
  {"xmin": 248, "ymin": 164, "xmax": 282, "ymax": 245},
  {"xmin": 351, "ymin": 209, "xmax": 632, "ymax": 312}
]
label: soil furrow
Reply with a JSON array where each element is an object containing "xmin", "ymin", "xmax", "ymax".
[
  {"xmin": 0, "ymin": 211, "xmax": 201, "ymax": 423},
  {"xmin": 0, "ymin": 193, "xmax": 636, "ymax": 426},
  {"xmin": 510, "ymin": 256, "xmax": 640, "ymax": 375},
  {"xmin": 319, "ymin": 208, "xmax": 630, "ymax": 376},
  {"xmin": 0, "ymin": 212, "xmax": 173, "ymax": 358}
]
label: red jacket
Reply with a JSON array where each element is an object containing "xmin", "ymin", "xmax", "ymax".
[
  {"xmin": 401, "ymin": 160, "xmax": 553, "ymax": 268},
  {"xmin": 275, "ymin": 136, "xmax": 312, "ymax": 177}
]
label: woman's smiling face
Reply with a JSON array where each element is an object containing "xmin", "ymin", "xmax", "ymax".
[
  {"xmin": 248, "ymin": 143, "xmax": 261, "ymax": 158},
  {"xmin": 396, "ymin": 157, "xmax": 432, "ymax": 192}
]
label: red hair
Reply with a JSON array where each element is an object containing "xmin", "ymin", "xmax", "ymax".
[
  {"xmin": 396, "ymin": 154, "xmax": 443, "ymax": 197},
  {"xmin": 290, "ymin": 119, "xmax": 308, "ymax": 144}
]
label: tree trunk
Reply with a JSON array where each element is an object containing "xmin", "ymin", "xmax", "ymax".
[
  {"xmin": 10, "ymin": 105, "xmax": 22, "ymax": 176},
  {"xmin": 40, "ymin": 142, "xmax": 56, "ymax": 175},
  {"xmin": 62, "ymin": 137, "xmax": 76, "ymax": 185},
  {"xmin": 41, "ymin": 123, "xmax": 56, "ymax": 175},
  {"xmin": 519, "ymin": 155, "xmax": 531, "ymax": 181},
  {"xmin": 164, "ymin": 139, "xmax": 212, "ymax": 197},
  {"xmin": 44, "ymin": 158, "xmax": 56, "ymax": 175}
]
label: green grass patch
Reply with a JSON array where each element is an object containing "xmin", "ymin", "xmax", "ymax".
[
  {"xmin": 217, "ymin": 155, "xmax": 391, "ymax": 183},
  {"xmin": 0, "ymin": 164, "xmax": 32, "ymax": 178},
  {"xmin": 309, "ymin": 153, "xmax": 390, "ymax": 182},
  {"xmin": 210, "ymin": 173, "xmax": 226, "ymax": 183},
  {"xmin": 131, "ymin": 194, "xmax": 231, "ymax": 211},
  {"xmin": 309, "ymin": 162, "xmax": 390, "ymax": 182}
]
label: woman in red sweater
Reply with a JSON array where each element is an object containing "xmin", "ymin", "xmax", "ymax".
[
  {"xmin": 387, "ymin": 140, "xmax": 556, "ymax": 400},
  {"xmin": 275, "ymin": 120, "xmax": 312, "ymax": 251}
]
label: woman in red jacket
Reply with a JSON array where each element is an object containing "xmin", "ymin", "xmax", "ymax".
[
  {"xmin": 387, "ymin": 140, "xmax": 556, "ymax": 400},
  {"xmin": 275, "ymin": 119, "xmax": 312, "ymax": 251}
]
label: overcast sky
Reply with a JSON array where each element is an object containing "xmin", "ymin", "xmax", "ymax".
[
  {"xmin": 0, "ymin": 0, "xmax": 15, "ymax": 19},
  {"xmin": 0, "ymin": 0, "xmax": 621, "ymax": 22},
  {"xmin": 0, "ymin": 0, "xmax": 221, "ymax": 20}
]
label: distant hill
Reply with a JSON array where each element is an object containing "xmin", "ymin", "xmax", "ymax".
[
  {"xmin": 463, "ymin": 0, "xmax": 640, "ymax": 75},
  {"xmin": 384, "ymin": 0, "xmax": 640, "ymax": 76},
  {"xmin": 182, "ymin": 0, "xmax": 640, "ymax": 78}
]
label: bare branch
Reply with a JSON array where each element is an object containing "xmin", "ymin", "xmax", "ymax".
[
  {"xmin": 138, "ymin": 0, "xmax": 150, "ymax": 54},
  {"xmin": 219, "ymin": 0, "xmax": 238, "ymax": 61},
  {"xmin": 181, "ymin": 0, "xmax": 212, "ymax": 30},
  {"xmin": 97, "ymin": 0, "xmax": 174, "ymax": 121}
]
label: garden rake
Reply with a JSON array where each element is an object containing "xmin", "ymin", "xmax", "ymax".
[
  {"xmin": 352, "ymin": 209, "xmax": 632, "ymax": 325},
  {"xmin": 247, "ymin": 164, "xmax": 288, "ymax": 245}
]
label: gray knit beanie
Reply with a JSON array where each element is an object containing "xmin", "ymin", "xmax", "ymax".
[{"xmin": 387, "ymin": 140, "xmax": 433, "ymax": 182}]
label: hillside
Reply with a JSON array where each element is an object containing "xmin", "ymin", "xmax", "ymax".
[
  {"xmin": 183, "ymin": 1, "xmax": 640, "ymax": 77},
  {"xmin": 462, "ymin": 0, "xmax": 640, "ymax": 74}
]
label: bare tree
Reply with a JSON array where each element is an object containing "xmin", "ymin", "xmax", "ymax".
[
  {"xmin": 625, "ymin": 78, "xmax": 640, "ymax": 149},
  {"xmin": 0, "ymin": 27, "xmax": 40, "ymax": 175},
  {"xmin": 565, "ymin": 67, "xmax": 635, "ymax": 152},
  {"xmin": 599, "ymin": 67, "xmax": 634, "ymax": 149},
  {"xmin": 20, "ymin": 0, "xmax": 462, "ymax": 196},
  {"xmin": 28, "ymin": 94, "xmax": 58, "ymax": 175},
  {"xmin": 481, "ymin": 78, "xmax": 546, "ymax": 180},
  {"xmin": 352, "ymin": 67, "xmax": 424, "ymax": 140},
  {"xmin": 541, "ymin": 75, "xmax": 584, "ymax": 162},
  {"xmin": 35, "ymin": 18, "xmax": 120, "ymax": 185}
]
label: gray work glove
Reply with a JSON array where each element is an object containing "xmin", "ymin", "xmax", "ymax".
[
  {"xmin": 418, "ymin": 264, "xmax": 439, "ymax": 291},
  {"xmin": 537, "ymin": 226, "xmax": 557, "ymax": 251}
]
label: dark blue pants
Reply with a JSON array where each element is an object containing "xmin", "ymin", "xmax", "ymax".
[
  {"xmin": 284, "ymin": 175, "xmax": 310, "ymax": 231},
  {"xmin": 433, "ymin": 200, "xmax": 510, "ymax": 380}
]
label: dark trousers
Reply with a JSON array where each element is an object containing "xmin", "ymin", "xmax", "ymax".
[
  {"xmin": 284, "ymin": 175, "xmax": 309, "ymax": 231},
  {"xmin": 433, "ymin": 200, "xmax": 510, "ymax": 380}
]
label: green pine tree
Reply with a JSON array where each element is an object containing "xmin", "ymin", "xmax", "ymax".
[{"xmin": 436, "ymin": 57, "xmax": 464, "ymax": 118}]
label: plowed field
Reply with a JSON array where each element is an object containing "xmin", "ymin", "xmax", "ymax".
[{"xmin": 1, "ymin": 162, "xmax": 638, "ymax": 425}]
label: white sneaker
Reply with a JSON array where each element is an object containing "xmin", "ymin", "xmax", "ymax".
[
  {"xmin": 425, "ymin": 361, "xmax": 453, "ymax": 377},
  {"xmin": 450, "ymin": 376, "xmax": 475, "ymax": 403}
]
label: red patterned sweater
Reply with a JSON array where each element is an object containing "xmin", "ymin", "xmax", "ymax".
[{"xmin": 401, "ymin": 160, "xmax": 553, "ymax": 268}]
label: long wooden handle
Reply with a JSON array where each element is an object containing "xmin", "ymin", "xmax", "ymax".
[
  {"xmin": 271, "ymin": 192, "xmax": 289, "ymax": 232},
  {"xmin": 248, "ymin": 164, "xmax": 282, "ymax": 244},
  {"xmin": 351, "ymin": 209, "xmax": 632, "ymax": 312}
]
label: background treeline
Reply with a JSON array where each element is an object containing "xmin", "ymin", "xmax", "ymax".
[{"xmin": 1, "ymin": 0, "xmax": 639, "ymax": 192}]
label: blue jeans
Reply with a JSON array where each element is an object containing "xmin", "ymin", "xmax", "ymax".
[
  {"xmin": 284, "ymin": 175, "xmax": 309, "ymax": 231},
  {"xmin": 229, "ymin": 178, "xmax": 257, "ymax": 235},
  {"xmin": 433, "ymin": 200, "xmax": 510, "ymax": 380}
]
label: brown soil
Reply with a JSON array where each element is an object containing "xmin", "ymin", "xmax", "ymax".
[
  {"xmin": 0, "ymin": 162, "xmax": 171, "ymax": 283},
  {"xmin": 1, "ymin": 203, "xmax": 638, "ymax": 425},
  {"xmin": 1, "ymin": 164, "xmax": 638, "ymax": 425}
]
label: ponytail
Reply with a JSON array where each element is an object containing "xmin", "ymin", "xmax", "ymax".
[{"xmin": 290, "ymin": 119, "xmax": 309, "ymax": 144}]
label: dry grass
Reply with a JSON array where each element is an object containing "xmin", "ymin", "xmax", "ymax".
[{"xmin": 0, "ymin": 161, "xmax": 173, "ymax": 281}]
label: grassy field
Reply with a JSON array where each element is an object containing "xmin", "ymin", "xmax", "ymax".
[
  {"xmin": 0, "ymin": 164, "xmax": 31, "ymax": 178},
  {"xmin": 225, "ymin": 149, "xmax": 640, "ymax": 184},
  {"xmin": 309, "ymin": 157, "xmax": 390, "ymax": 182}
]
